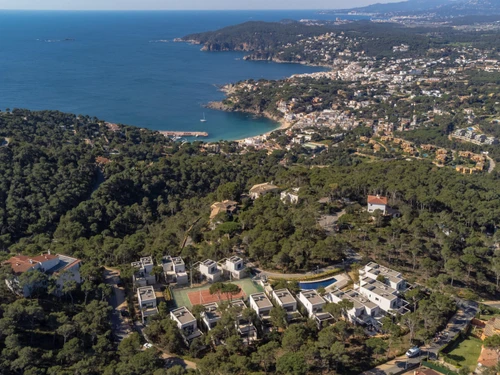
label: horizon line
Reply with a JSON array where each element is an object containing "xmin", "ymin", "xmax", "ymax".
[{"xmin": 0, "ymin": 8, "xmax": 349, "ymax": 12}]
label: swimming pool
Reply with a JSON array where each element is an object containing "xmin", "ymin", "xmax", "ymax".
[{"xmin": 299, "ymin": 276, "xmax": 337, "ymax": 290}]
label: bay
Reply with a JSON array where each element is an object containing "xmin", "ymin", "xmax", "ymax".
[{"xmin": 0, "ymin": 10, "xmax": 366, "ymax": 141}]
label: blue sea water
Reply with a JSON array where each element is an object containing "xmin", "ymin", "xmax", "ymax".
[{"xmin": 0, "ymin": 10, "xmax": 366, "ymax": 141}]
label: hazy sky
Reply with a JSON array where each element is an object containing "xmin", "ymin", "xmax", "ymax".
[{"xmin": 0, "ymin": 0, "xmax": 401, "ymax": 10}]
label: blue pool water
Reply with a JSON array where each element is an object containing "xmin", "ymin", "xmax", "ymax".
[{"xmin": 299, "ymin": 277, "xmax": 337, "ymax": 290}]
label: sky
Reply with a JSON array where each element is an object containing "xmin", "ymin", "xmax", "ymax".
[{"xmin": 0, "ymin": 0, "xmax": 402, "ymax": 11}]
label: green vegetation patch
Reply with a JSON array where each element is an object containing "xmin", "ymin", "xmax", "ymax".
[{"xmin": 442, "ymin": 335, "xmax": 482, "ymax": 371}]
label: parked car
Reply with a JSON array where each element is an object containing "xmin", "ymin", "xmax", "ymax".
[
  {"xmin": 143, "ymin": 343, "xmax": 153, "ymax": 349},
  {"xmin": 406, "ymin": 347, "xmax": 421, "ymax": 358}
]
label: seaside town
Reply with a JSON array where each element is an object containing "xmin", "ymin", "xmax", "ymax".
[{"xmin": 215, "ymin": 30, "xmax": 500, "ymax": 176}]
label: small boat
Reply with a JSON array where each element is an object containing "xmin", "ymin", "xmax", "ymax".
[{"xmin": 200, "ymin": 113, "xmax": 207, "ymax": 122}]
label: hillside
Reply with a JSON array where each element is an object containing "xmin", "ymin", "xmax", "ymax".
[{"xmin": 340, "ymin": 0, "xmax": 500, "ymax": 17}]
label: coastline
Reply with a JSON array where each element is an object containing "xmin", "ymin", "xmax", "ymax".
[{"xmin": 205, "ymin": 101, "xmax": 293, "ymax": 142}]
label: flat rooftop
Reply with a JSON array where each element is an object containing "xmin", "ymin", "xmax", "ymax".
[
  {"xmin": 273, "ymin": 289, "xmax": 296, "ymax": 306},
  {"xmin": 300, "ymin": 290, "xmax": 325, "ymax": 306},
  {"xmin": 228, "ymin": 256, "xmax": 243, "ymax": 263},
  {"xmin": 365, "ymin": 262, "xmax": 403, "ymax": 283},
  {"xmin": 46, "ymin": 254, "xmax": 81, "ymax": 274},
  {"xmin": 171, "ymin": 306, "xmax": 196, "ymax": 325},
  {"xmin": 335, "ymin": 290, "xmax": 377, "ymax": 310},
  {"xmin": 140, "ymin": 256, "xmax": 153, "ymax": 265},
  {"xmin": 202, "ymin": 302, "xmax": 222, "ymax": 320},
  {"xmin": 230, "ymin": 299, "xmax": 247, "ymax": 310},
  {"xmin": 250, "ymin": 293, "xmax": 273, "ymax": 309},
  {"xmin": 361, "ymin": 278, "xmax": 398, "ymax": 301},
  {"xmin": 202, "ymin": 259, "xmax": 216, "ymax": 266},
  {"xmin": 172, "ymin": 257, "xmax": 184, "ymax": 265},
  {"xmin": 138, "ymin": 286, "xmax": 156, "ymax": 300}
]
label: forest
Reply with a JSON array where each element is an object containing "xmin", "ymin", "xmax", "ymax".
[{"xmin": 1, "ymin": 107, "xmax": 500, "ymax": 374}]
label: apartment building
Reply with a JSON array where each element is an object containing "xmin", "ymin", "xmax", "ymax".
[
  {"xmin": 131, "ymin": 256, "xmax": 155, "ymax": 287},
  {"xmin": 221, "ymin": 256, "xmax": 247, "ymax": 280},
  {"xmin": 170, "ymin": 306, "xmax": 203, "ymax": 344},
  {"xmin": 137, "ymin": 286, "xmax": 158, "ymax": 324},
  {"xmin": 159, "ymin": 256, "xmax": 188, "ymax": 285},
  {"xmin": 298, "ymin": 290, "xmax": 333, "ymax": 327},
  {"xmin": 249, "ymin": 292, "xmax": 273, "ymax": 320},
  {"xmin": 201, "ymin": 302, "xmax": 222, "ymax": 331},
  {"xmin": 231, "ymin": 299, "xmax": 258, "ymax": 343},
  {"xmin": 199, "ymin": 259, "xmax": 221, "ymax": 282}
]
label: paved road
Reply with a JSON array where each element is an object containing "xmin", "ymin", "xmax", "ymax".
[
  {"xmin": 360, "ymin": 300, "xmax": 478, "ymax": 375},
  {"xmin": 482, "ymin": 300, "xmax": 500, "ymax": 309},
  {"xmin": 487, "ymin": 155, "xmax": 496, "ymax": 174},
  {"xmin": 254, "ymin": 248, "xmax": 361, "ymax": 280},
  {"xmin": 104, "ymin": 267, "xmax": 131, "ymax": 342}
]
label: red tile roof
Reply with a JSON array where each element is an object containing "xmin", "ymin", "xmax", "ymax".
[
  {"xmin": 478, "ymin": 346, "xmax": 498, "ymax": 368},
  {"xmin": 415, "ymin": 369, "xmax": 441, "ymax": 375},
  {"xmin": 4, "ymin": 254, "xmax": 57, "ymax": 274},
  {"xmin": 368, "ymin": 195, "xmax": 388, "ymax": 205}
]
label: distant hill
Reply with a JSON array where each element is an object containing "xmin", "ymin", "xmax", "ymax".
[{"xmin": 339, "ymin": 0, "xmax": 500, "ymax": 17}]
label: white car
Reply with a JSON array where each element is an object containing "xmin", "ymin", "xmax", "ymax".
[
  {"xmin": 405, "ymin": 347, "xmax": 421, "ymax": 358},
  {"xmin": 143, "ymin": 343, "xmax": 153, "ymax": 349}
]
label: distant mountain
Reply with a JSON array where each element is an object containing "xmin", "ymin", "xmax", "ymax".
[
  {"xmin": 339, "ymin": 0, "xmax": 500, "ymax": 17},
  {"xmin": 341, "ymin": 0, "xmax": 451, "ymax": 14}
]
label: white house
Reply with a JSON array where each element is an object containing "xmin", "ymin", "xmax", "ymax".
[
  {"xmin": 131, "ymin": 256, "xmax": 156, "ymax": 287},
  {"xmin": 280, "ymin": 188, "xmax": 300, "ymax": 205},
  {"xmin": 170, "ymin": 306, "xmax": 202, "ymax": 344},
  {"xmin": 272, "ymin": 288, "xmax": 301, "ymax": 321},
  {"xmin": 272, "ymin": 289, "xmax": 297, "ymax": 312},
  {"xmin": 137, "ymin": 286, "xmax": 158, "ymax": 324},
  {"xmin": 359, "ymin": 262, "xmax": 406, "ymax": 291},
  {"xmin": 249, "ymin": 183, "xmax": 279, "ymax": 200},
  {"xmin": 299, "ymin": 290, "xmax": 333, "ymax": 327},
  {"xmin": 249, "ymin": 292, "xmax": 273, "ymax": 320},
  {"xmin": 221, "ymin": 256, "xmax": 246, "ymax": 280},
  {"xmin": 201, "ymin": 302, "xmax": 222, "ymax": 331},
  {"xmin": 299, "ymin": 289, "xmax": 326, "ymax": 318},
  {"xmin": 199, "ymin": 259, "xmax": 221, "ymax": 282},
  {"xmin": 231, "ymin": 299, "xmax": 258, "ymax": 343},
  {"xmin": 4, "ymin": 253, "xmax": 82, "ymax": 297},
  {"xmin": 367, "ymin": 195, "xmax": 388, "ymax": 214},
  {"xmin": 159, "ymin": 256, "xmax": 188, "ymax": 285},
  {"xmin": 355, "ymin": 265, "xmax": 409, "ymax": 316},
  {"xmin": 325, "ymin": 289, "xmax": 384, "ymax": 328}
]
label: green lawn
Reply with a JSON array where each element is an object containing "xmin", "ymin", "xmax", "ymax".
[
  {"xmin": 171, "ymin": 278, "xmax": 264, "ymax": 309},
  {"xmin": 443, "ymin": 335, "xmax": 483, "ymax": 371}
]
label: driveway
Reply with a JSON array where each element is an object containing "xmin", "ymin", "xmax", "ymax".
[
  {"xmin": 487, "ymin": 155, "xmax": 496, "ymax": 174},
  {"xmin": 360, "ymin": 300, "xmax": 478, "ymax": 375},
  {"xmin": 104, "ymin": 267, "xmax": 131, "ymax": 342}
]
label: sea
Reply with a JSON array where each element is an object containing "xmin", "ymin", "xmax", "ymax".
[{"xmin": 0, "ymin": 10, "xmax": 367, "ymax": 141}]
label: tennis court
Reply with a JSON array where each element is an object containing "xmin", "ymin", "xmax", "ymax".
[{"xmin": 172, "ymin": 278, "xmax": 264, "ymax": 308}]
